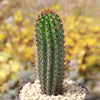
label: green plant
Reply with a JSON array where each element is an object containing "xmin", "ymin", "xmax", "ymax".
[{"xmin": 35, "ymin": 9, "xmax": 65, "ymax": 95}]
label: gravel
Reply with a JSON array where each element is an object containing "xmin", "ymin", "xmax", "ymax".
[{"xmin": 19, "ymin": 79, "xmax": 88, "ymax": 100}]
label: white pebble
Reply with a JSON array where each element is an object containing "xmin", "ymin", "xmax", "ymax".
[{"xmin": 19, "ymin": 79, "xmax": 88, "ymax": 100}]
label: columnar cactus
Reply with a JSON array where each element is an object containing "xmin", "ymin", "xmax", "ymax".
[{"xmin": 35, "ymin": 9, "xmax": 65, "ymax": 95}]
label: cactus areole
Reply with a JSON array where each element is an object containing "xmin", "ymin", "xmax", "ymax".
[{"xmin": 35, "ymin": 9, "xmax": 65, "ymax": 95}]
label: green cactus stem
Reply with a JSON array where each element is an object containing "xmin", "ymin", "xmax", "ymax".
[{"xmin": 35, "ymin": 9, "xmax": 65, "ymax": 95}]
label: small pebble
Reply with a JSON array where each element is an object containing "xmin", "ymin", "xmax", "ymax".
[{"xmin": 19, "ymin": 79, "xmax": 88, "ymax": 100}]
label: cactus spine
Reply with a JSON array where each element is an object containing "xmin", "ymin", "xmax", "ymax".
[{"xmin": 35, "ymin": 10, "xmax": 65, "ymax": 95}]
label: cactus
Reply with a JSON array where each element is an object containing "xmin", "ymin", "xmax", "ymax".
[{"xmin": 35, "ymin": 9, "xmax": 65, "ymax": 95}]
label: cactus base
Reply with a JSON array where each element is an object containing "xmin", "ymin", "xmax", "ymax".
[{"xmin": 16, "ymin": 79, "xmax": 88, "ymax": 100}]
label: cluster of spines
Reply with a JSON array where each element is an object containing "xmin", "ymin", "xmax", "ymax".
[{"xmin": 35, "ymin": 10, "xmax": 65, "ymax": 95}]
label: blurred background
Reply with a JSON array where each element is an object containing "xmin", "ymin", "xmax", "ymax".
[{"xmin": 0, "ymin": 0, "xmax": 100, "ymax": 100}]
